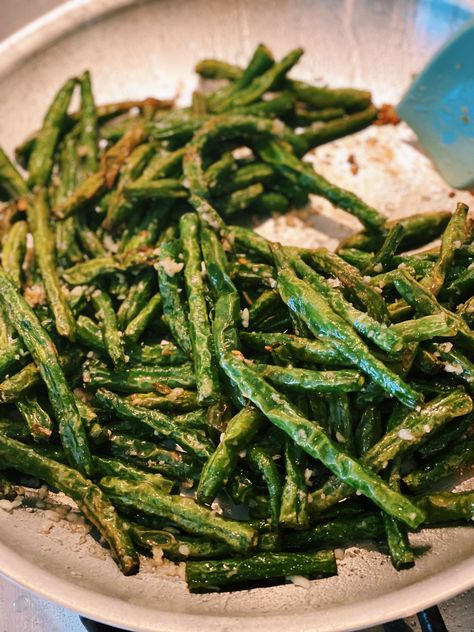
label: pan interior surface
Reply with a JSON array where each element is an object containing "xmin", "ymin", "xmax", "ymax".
[{"xmin": 0, "ymin": 1, "xmax": 473, "ymax": 631}]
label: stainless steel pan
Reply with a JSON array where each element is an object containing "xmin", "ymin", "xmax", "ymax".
[{"xmin": 0, "ymin": 1, "xmax": 473, "ymax": 630}]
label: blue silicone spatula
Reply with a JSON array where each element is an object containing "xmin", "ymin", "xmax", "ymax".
[{"xmin": 397, "ymin": 16, "xmax": 474, "ymax": 190}]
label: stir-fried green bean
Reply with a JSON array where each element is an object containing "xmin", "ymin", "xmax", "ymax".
[{"xmin": 0, "ymin": 45, "xmax": 471, "ymax": 592}]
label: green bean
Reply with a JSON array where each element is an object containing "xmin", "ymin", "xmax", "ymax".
[
  {"xmin": 393, "ymin": 270, "xmax": 474, "ymax": 351},
  {"xmin": 126, "ymin": 390, "xmax": 200, "ymax": 412},
  {"xmin": 95, "ymin": 388, "xmax": 213, "ymax": 460},
  {"xmin": 53, "ymin": 171, "xmax": 106, "ymax": 219},
  {"xmin": 0, "ymin": 434, "xmax": 138, "ymax": 574},
  {"xmin": 257, "ymin": 138, "xmax": 386, "ymax": 233},
  {"xmin": 287, "ymin": 104, "xmax": 345, "ymax": 127},
  {"xmin": 0, "ymin": 306, "xmax": 13, "ymax": 349},
  {"xmin": 404, "ymin": 437, "xmax": 474, "ymax": 492},
  {"xmin": 364, "ymin": 223, "xmax": 405, "ymax": 274},
  {"xmin": 75, "ymin": 219, "xmax": 106, "ymax": 258},
  {"xmin": 137, "ymin": 147, "xmax": 186, "ymax": 184},
  {"xmin": 185, "ymin": 550, "xmax": 336, "ymax": 592},
  {"xmin": 103, "ymin": 143, "xmax": 157, "ymax": 230},
  {"xmin": 273, "ymin": 248, "xmax": 421, "ymax": 408},
  {"xmin": 28, "ymin": 77, "xmax": 77, "ymax": 187},
  {"xmin": 16, "ymin": 396, "xmax": 53, "ymax": 442},
  {"xmin": 76, "ymin": 315, "xmax": 106, "ymax": 354},
  {"xmin": 246, "ymin": 290, "xmax": 282, "ymax": 327},
  {"xmin": 382, "ymin": 510, "xmax": 414, "ymax": 569},
  {"xmin": 106, "ymin": 410, "xmax": 207, "ymax": 442},
  {"xmin": 309, "ymin": 389, "xmax": 472, "ymax": 512},
  {"xmin": 62, "ymin": 248, "xmax": 160, "ymax": 285},
  {"xmin": 338, "ymin": 248, "xmax": 374, "ymax": 270},
  {"xmin": 247, "ymin": 444, "xmax": 283, "ymax": 524},
  {"xmin": 117, "ymin": 269, "xmax": 154, "ymax": 329},
  {"xmin": 16, "ymin": 98, "xmax": 169, "ymax": 167},
  {"xmin": 123, "ymin": 178, "xmax": 186, "ymax": 202},
  {"xmin": 191, "ymin": 90, "xmax": 207, "ymax": 116},
  {"xmin": 4, "ymin": 49, "xmax": 474, "ymax": 590},
  {"xmin": 156, "ymin": 230, "xmax": 192, "ymax": 355},
  {"xmin": 0, "ymin": 147, "xmax": 28, "ymax": 199},
  {"xmin": 279, "ymin": 437, "xmax": 309, "ymax": 529},
  {"xmin": 91, "ymin": 289, "xmax": 125, "ymax": 368},
  {"xmin": 252, "ymin": 363, "xmax": 364, "ymax": 393},
  {"xmin": 338, "ymin": 211, "xmax": 452, "ymax": 253},
  {"xmin": 207, "ymin": 43, "xmax": 275, "ymax": 111},
  {"xmin": 195, "ymin": 58, "xmax": 242, "ymax": 80},
  {"xmin": 123, "ymin": 292, "xmax": 162, "ymax": 344},
  {"xmin": 0, "ymin": 351, "xmax": 80, "ymax": 403},
  {"xmin": 100, "ymin": 476, "xmax": 258, "ymax": 553},
  {"xmin": 204, "ymin": 152, "xmax": 236, "ymax": 191},
  {"xmin": 197, "ymin": 219, "xmax": 237, "ymax": 293},
  {"xmin": 253, "ymin": 311, "xmax": 293, "ymax": 333},
  {"xmin": 180, "ymin": 213, "xmax": 219, "ymax": 404},
  {"xmin": 128, "ymin": 341, "xmax": 188, "ymax": 367},
  {"xmin": 0, "ymin": 337, "xmax": 27, "ymax": 380},
  {"xmin": 0, "ymin": 418, "xmax": 31, "ymax": 441},
  {"xmin": 446, "ymin": 266, "xmax": 474, "ymax": 298},
  {"xmin": 197, "ymin": 407, "xmax": 263, "ymax": 505},
  {"xmin": 78, "ymin": 70, "xmax": 99, "ymax": 175},
  {"xmin": 95, "ymin": 97, "xmax": 172, "ymax": 120},
  {"xmin": 418, "ymin": 413, "xmax": 473, "ymax": 459},
  {"xmin": 52, "ymin": 133, "xmax": 79, "ymax": 197},
  {"xmin": 56, "ymin": 219, "xmax": 82, "ymax": 267},
  {"xmin": 197, "ymin": 50, "xmax": 371, "ymax": 112},
  {"xmin": 382, "ymin": 460, "xmax": 414, "ymax": 570},
  {"xmin": 200, "ymin": 225, "xmax": 248, "ymax": 405},
  {"xmin": 390, "ymin": 314, "xmax": 457, "ymax": 343},
  {"xmin": 229, "ymin": 224, "xmax": 272, "ymax": 261},
  {"xmin": 354, "ymin": 406, "xmax": 382, "ymax": 457},
  {"xmin": 221, "ymin": 350, "xmax": 425, "ymax": 528},
  {"xmin": 83, "ymin": 361, "xmax": 195, "ymax": 393},
  {"xmin": 147, "ymin": 111, "xmax": 204, "ymax": 145},
  {"xmin": 2, "ymin": 220, "xmax": 28, "ymax": 287},
  {"xmin": 231, "ymin": 258, "xmax": 276, "ymax": 288},
  {"xmin": 130, "ymin": 524, "xmax": 233, "ymax": 560},
  {"xmin": 100, "ymin": 121, "xmax": 147, "ymax": 188},
  {"xmin": 292, "ymin": 256, "xmax": 402, "ymax": 353},
  {"xmin": 211, "ymin": 162, "xmax": 275, "ymax": 196},
  {"xmin": 120, "ymin": 204, "xmax": 169, "ymax": 253},
  {"xmin": 226, "ymin": 468, "xmax": 258, "ymax": 505},
  {"xmin": 0, "ymin": 271, "xmax": 92, "ymax": 474},
  {"xmin": 55, "ymin": 123, "xmax": 146, "ymax": 219},
  {"xmin": 184, "ymin": 115, "xmax": 284, "ymax": 234},
  {"xmin": 215, "ymin": 182, "xmax": 265, "ymax": 217},
  {"xmin": 234, "ymin": 92, "xmax": 295, "ymax": 119},
  {"xmin": 288, "ymin": 80, "xmax": 371, "ymax": 112},
  {"xmin": 300, "ymin": 106, "xmax": 378, "ymax": 151},
  {"xmin": 415, "ymin": 491, "xmax": 474, "ymax": 524},
  {"xmin": 421, "ymin": 203, "xmax": 469, "ymax": 295},
  {"xmin": 93, "ymin": 456, "xmax": 174, "ymax": 493},
  {"xmin": 240, "ymin": 331, "xmax": 347, "ymax": 365},
  {"xmin": 370, "ymin": 262, "xmax": 435, "ymax": 291},
  {"xmin": 327, "ymin": 393, "xmax": 354, "ymax": 452},
  {"xmin": 283, "ymin": 513, "xmax": 384, "ymax": 550},
  {"xmin": 75, "ymin": 397, "xmax": 98, "ymax": 425},
  {"xmin": 307, "ymin": 249, "xmax": 389, "ymax": 323},
  {"xmin": 27, "ymin": 190, "xmax": 76, "ymax": 340},
  {"xmin": 109, "ymin": 433, "xmax": 200, "ymax": 481}
]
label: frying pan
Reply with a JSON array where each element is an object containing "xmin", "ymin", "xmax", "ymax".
[{"xmin": 0, "ymin": 1, "xmax": 473, "ymax": 630}]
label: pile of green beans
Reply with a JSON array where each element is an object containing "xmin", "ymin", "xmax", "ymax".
[{"xmin": 0, "ymin": 46, "xmax": 472, "ymax": 594}]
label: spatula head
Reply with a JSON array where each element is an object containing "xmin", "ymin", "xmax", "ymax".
[{"xmin": 397, "ymin": 16, "xmax": 474, "ymax": 190}]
